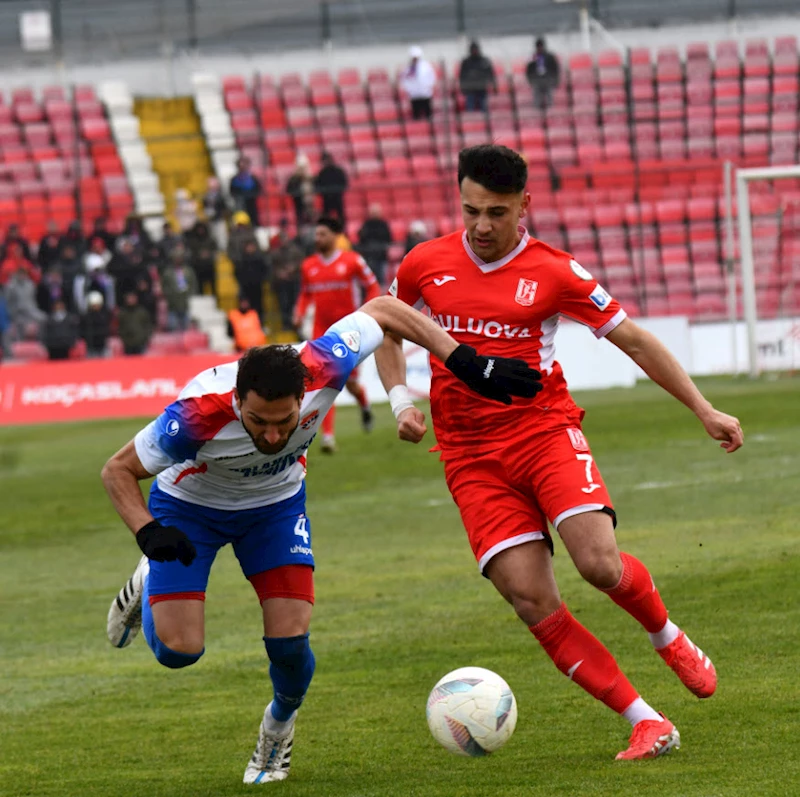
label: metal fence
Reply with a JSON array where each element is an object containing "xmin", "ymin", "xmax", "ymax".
[{"xmin": 0, "ymin": 0, "xmax": 798, "ymax": 67}]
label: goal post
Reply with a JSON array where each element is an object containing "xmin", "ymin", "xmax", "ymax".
[{"xmin": 730, "ymin": 162, "xmax": 800, "ymax": 378}]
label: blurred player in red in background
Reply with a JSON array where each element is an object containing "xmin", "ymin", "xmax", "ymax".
[
  {"xmin": 294, "ymin": 217, "xmax": 381, "ymax": 453},
  {"xmin": 376, "ymin": 145, "xmax": 745, "ymax": 761}
]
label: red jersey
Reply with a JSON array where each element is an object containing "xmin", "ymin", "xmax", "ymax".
[
  {"xmin": 296, "ymin": 249, "xmax": 380, "ymax": 333},
  {"xmin": 389, "ymin": 228, "xmax": 627, "ymax": 455}
]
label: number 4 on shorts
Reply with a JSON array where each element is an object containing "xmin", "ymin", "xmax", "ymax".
[{"xmin": 294, "ymin": 516, "xmax": 309, "ymax": 544}]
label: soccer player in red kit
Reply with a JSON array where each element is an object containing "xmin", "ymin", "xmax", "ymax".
[
  {"xmin": 294, "ymin": 217, "xmax": 381, "ymax": 452},
  {"xmin": 376, "ymin": 145, "xmax": 744, "ymax": 760}
]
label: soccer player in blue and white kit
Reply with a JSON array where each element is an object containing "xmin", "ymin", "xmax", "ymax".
[{"xmin": 102, "ymin": 295, "xmax": 542, "ymax": 785}]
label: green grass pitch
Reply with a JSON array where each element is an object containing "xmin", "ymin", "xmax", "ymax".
[{"xmin": 1, "ymin": 376, "xmax": 799, "ymax": 797}]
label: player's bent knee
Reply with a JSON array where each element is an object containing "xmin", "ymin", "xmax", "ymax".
[
  {"xmin": 575, "ymin": 551, "xmax": 623, "ymax": 590},
  {"xmin": 151, "ymin": 635, "xmax": 205, "ymax": 669},
  {"xmin": 510, "ymin": 594, "xmax": 562, "ymax": 627}
]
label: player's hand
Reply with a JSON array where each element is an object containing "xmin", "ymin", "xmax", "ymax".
[
  {"xmin": 397, "ymin": 406, "xmax": 427, "ymax": 443},
  {"xmin": 700, "ymin": 408, "xmax": 744, "ymax": 453},
  {"xmin": 136, "ymin": 520, "xmax": 197, "ymax": 566},
  {"xmin": 444, "ymin": 344, "xmax": 543, "ymax": 405}
]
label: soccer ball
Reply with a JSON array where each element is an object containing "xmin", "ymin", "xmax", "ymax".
[{"xmin": 426, "ymin": 666, "xmax": 518, "ymax": 756}]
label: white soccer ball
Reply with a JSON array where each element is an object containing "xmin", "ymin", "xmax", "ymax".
[{"xmin": 426, "ymin": 666, "xmax": 518, "ymax": 756}]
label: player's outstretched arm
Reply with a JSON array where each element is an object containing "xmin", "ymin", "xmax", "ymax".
[
  {"xmin": 101, "ymin": 441, "xmax": 196, "ymax": 565},
  {"xmin": 606, "ymin": 318, "xmax": 744, "ymax": 453},
  {"xmin": 362, "ymin": 294, "xmax": 543, "ymax": 404}
]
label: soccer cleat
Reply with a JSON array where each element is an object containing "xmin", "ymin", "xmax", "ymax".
[
  {"xmin": 243, "ymin": 709, "xmax": 295, "ymax": 784},
  {"xmin": 616, "ymin": 713, "xmax": 680, "ymax": 761},
  {"xmin": 319, "ymin": 434, "xmax": 336, "ymax": 454},
  {"xmin": 106, "ymin": 555, "xmax": 149, "ymax": 648},
  {"xmin": 361, "ymin": 406, "xmax": 374, "ymax": 433},
  {"xmin": 657, "ymin": 630, "xmax": 717, "ymax": 699}
]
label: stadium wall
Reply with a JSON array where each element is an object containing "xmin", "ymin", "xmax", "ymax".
[
  {"xmin": 3, "ymin": 318, "xmax": 798, "ymax": 425},
  {"xmin": 2, "ymin": 15, "xmax": 799, "ymax": 96}
]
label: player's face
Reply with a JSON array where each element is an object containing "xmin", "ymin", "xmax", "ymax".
[
  {"xmin": 460, "ymin": 177, "xmax": 530, "ymax": 263},
  {"xmin": 315, "ymin": 225, "xmax": 336, "ymax": 255},
  {"xmin": 236, "ymin": 392, "xmax": 303, "ymax": 455}
]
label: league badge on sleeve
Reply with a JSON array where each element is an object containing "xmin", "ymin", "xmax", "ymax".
[
  {"xmin": 341, "ymin": 330, "xmax": 361, "ymax": 353},
  {"xmin": 570, "ymin": 259, "xmax": 594, "ymax": 281},
  {"xmin": 589, "ymin": 285, "xmax": 613, "ymax": 311}
]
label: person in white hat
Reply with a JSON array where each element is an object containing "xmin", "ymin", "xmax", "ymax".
[{"xmin": 400, "ymin": 45, "xmax": 437, "ymax": 120}]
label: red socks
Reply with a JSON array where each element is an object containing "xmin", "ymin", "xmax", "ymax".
[
  {"xmin": 321, "ymin": 407, "xmax": 335, "ymax": 437},
  {"xmin": 352, "ymin": 384, "xmax": 369, "ymax": 409},
  {"xmin": 603, "ymin": 552, "xmax": 668, "ymax": 633},
  {"xmin": 531, "ymin": 603, "xmax": 639, "ymax": 714}
]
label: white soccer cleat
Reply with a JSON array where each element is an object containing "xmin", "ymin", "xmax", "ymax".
[
  {"xmin": 106, "ymin": 555, "xmax": 149, "ymax": 648},
  {"xmin": 243, "ymin": 709, "xmax": 295, "ymax": 784},
  {"xmin": 319, "ymin": 434, "xmax": 336, "ymax": 454}
]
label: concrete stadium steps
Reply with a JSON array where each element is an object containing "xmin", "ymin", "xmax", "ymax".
[{"xmin": 133, "ymin": 97, "xmax": 212, "ymax": 227}]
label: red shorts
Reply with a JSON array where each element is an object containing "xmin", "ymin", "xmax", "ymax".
[{"xmin": 443, "ymin": 426, "xmax": 615, "ymax": 572}]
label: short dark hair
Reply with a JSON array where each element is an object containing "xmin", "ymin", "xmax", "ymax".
[
  {"xmin": 237, "ymin": 345, "xmax": 309, "ymax": 402},
  {"xmin": 316, "ymin": 216, "xmax": 343, "ymax": 234},
  {"xmin": 457, "ymin": 144, "xmax": 527, "ymax": 194}
]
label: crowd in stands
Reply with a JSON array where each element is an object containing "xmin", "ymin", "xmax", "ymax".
[{"xmin": 0, "ymin": 214, "xmax": 215, "ymax": 362}]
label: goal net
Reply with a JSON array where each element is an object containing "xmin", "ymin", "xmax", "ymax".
[{"xmin": 728, "ymin": 164, "xmax": 800, "ymax": 377}]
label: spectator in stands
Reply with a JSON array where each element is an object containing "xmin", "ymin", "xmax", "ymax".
[
  {"xmin": 43, "ymin": 299, "xmax": 79, "ymax": 361},
  {"xmin": 2, "ymin": 223, "xmax": 32, "ymax": 262},
  {"xmin": 526, "ymin": 37, "xmax": 560, "ymax": 109},
  {"xmin": 315, "ymin": 152, "xmax": 349, "ymax": 225},
  {"xmin": 174, "ymin": 187, "xmax": 198, "ymax": 233},
  {"xmin": 405, "ymin": 219, "xmax": 430, "ymax": 254},
  {"xmin": 54, "ymin": 243, "xmax": 83, "ymax": 301},
  {"xmin": 358, "ymin": 203, "xmax": 393, "ymax": 287},
  {"xmin": 161, "ymin": 247, "xmax": 199, "ymax": 332},
  {"xmin": 119, "ymin": 215, "xmax": 151, "ymax": 251},
  {"xmin": 91, "ymin": 217, "xmax": 117, "ymax": 252},
  {"xmin": 74, "ymin": 253, "xmax": 115, "ymax": 313},
  {"xmin": 0, "ymin": 287, "xmax": 9, "ymax": 358},
  {"xmin": 286, "ymin": 154, "xmax": 316, "ymax": 228},
  {"xmin": 227, "ymin": 295, "xmax": 266, "ymax": 352},
  {"xmin": 59, "ymin": 220, "xmax": 86, "ymax": 259},
  {"xmin": 269, "ymin": 223, "xmax": 304, "ymax": 332},
  {"xmin": 229, "ymin": 156, "xmax": 263, "ymax": 225},
  {"xmin": 37, "ymin": 221, "xmax": 62, "ymax": 271},
  {"xmin": 401, "ymin": 45, "xmax": 437, "ymax": 120},
  {"xmin": 185, "ymin": 220, "xmax": 217, "ymax": 296},
  {"xmin": 227, "ymin": 211, "xmax": 259, "ymax": 265},
  {"xmin": 459, "ymin": 40, "xmax": 497, "ymax": 113},
  {"xmin": 80, "ymin": 290, "xmax": 111, "ymax": 357},
  {"xmin": 109, "ymin": 238, "xmax": 140, "ymax": 302},
  {"xmin": 233, "ymin": 238, "xmax": 268, "ymax": 323},
  {"xmin": 5, "ymin": 266, "xmax": 45, "ymax": 342},
  {"xmin": 0, "ymin": 242, "xmax": 40, "ymax": 286},
  {"xmin": 158, "ymin": 221, "xmax": 183, "ymax": 261},
  {"xmin": 85, "ymin": 234, "xmax": 113, "ymax": 270},
  {"xmin": 37, "ymin": 268, "xmax": 69, "ymax": 315},
  {"xmin": 203, "ymin": 175, "xmax": 229, "ymax": 249},
  {"xmin": 136, "ymin": 270, "xmax": 158, "ymax": 326},
  {"xmin": 117, "ymin": 291, "xmax": 153, "ymax": 356}
]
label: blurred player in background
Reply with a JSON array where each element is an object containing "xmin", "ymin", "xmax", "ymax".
[
  {"xmin": 376, "ymin": 144, "xmax": 744, "ymax": 761},
  {"xmin": 102, "ymin": 294, "xmax": 542, "ymax": 785},
  {"xmin": 293, "ymin": 216, "xmax": 381, "ymax": 452}
]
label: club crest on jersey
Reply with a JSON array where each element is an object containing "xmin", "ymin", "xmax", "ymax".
[
  {"xmin": 515, "ymin": 278, "xmax": 538, "ymax": 307},
  {"xmin": 341, "ymin": 330, "xmax": 361, "ymax": 353},
  {"xmin": 166, "ymin": 419, "xmax": 180, "ymax": 436},
  {"xmin": 332, "ymin": 343, "xmax": 348, "ymax": 358},
  {"xmin": 300, "ymin": 410, "xmax": 320, "ymax": 430}
]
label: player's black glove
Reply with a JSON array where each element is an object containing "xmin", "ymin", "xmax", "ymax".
[
  {"xmin": 136, "ymin": 520, "xmax": 197, "ymax": 566},
  {"xmin": 444, "ymin": 344, "xmax": 543, "ymax": 405}
]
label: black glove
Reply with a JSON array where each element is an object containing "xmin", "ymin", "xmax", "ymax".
[
  {"xmin": 136, "ymin": 520, "xmax": 197, "ymax": 566},
  {"xmin": 444, "ymin": 344, "xmax": 543, "ymax": 405}
]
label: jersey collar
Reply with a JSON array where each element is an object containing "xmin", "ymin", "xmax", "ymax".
[
  {"xmin": 317, "ymin": 249, "xmax": 342, "ymax": 266},
  {"xmin": 461, "ymin": 226, "xmax": 530, "ymax": 273}
]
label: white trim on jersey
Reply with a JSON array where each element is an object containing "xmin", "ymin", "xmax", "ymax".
[
  {"xmin": 538, "ymin": 314, "xmax": 560, "ymax": 374},
  {"xmin": 552, "ymin": 503, "xmax": 607, "ymax": 529},
  {"xmin": 478, "ymin": 531, "xmax": 548, "ymax": 573},
  {"xmin": 461, "ymin": 226, "xmax": 531, "ymax": 274},
  {"xmin": 594, "ymin": 308, "xmax": 628, "ymax": 339},
  {"xmin": 317, "ymin": 249, "xmax": 342, "ymax": 266}
]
